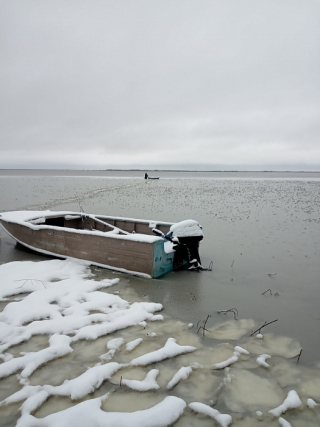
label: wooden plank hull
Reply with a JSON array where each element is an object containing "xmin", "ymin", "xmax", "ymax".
[{"xmin": 0, "ymin": 215, "xmax": 181, "ymax": 278}]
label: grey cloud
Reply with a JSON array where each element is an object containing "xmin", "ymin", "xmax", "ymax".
[{"xmin": 0, "ymin": 0, "xmax": 319, "ymax": 170}]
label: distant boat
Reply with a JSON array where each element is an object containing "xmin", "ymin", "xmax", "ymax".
[
  {"xmin": 144, "ymin": 172, "xmax": 159, "ymax": 180},
  {"xmin": 0, "ymin": 211, "xmax": 203, "ymax": 278}
]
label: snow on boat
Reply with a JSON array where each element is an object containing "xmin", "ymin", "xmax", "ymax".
[{"xmin": 0, "ymin": 211, "xmax": 203, "ymax": 278}]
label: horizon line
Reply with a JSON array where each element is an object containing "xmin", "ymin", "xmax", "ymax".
[{"xmin": 1, "ymin": 168, "xmax": 320, "ymax": 173}]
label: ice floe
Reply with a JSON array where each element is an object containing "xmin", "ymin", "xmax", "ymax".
[
  {"xmin": 223, "ymin": 370, "xmax": 285, "ymax": 412},
  {"xmin": 246, "ymin": 333, "xmax": 301, "ymax": 358},
  {"xmin": 301, "ymin": 376, "xmax": 320, "ymax": 400},
  {"xmin": 208, "ymin": 319, "xmax": 255, "ymax": 340},
  {"xmin": 269, "ymin": 358, "xmax": 302, "ymax": 388}
]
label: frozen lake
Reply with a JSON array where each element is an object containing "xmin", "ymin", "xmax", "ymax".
[{"xmin": 0, "ymin": 170, "xmax": 319, "ymax": 426}]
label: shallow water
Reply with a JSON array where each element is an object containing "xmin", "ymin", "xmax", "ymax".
[
  {"xmin": 0, "ymin": 170, "xmax": 320, "ymax": 425},
  {"xmin": 1, "ymin": 170, "xmax": 319, "ymax": 361}
]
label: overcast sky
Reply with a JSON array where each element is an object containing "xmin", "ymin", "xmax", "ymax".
[{"xmin": 1, "ymin": 1, "xmax": 319, "ymax": 170}]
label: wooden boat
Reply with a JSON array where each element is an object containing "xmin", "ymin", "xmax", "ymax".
[
  {"xmin": 0, "ymin": 211, "xmax": 203, "ymax": 278},
  {"xmin": 147, "ymin": 177, "xmax": 160, "ymax": 180}
]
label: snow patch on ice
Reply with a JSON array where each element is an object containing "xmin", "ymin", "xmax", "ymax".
[
  {"xmin": 16, "ymin": 394, "xmax": 187, "ymax": 427},
  {"xmin": 100, "ymin": 338, "xmax": 124, "ymax": 361},
  {"xmin": 167, "ymin": 362, "xmax": 202, "ymax": 389},
  {"xmin": 126, "ymin": 338, "xmax": 143, "ymax": 352},
  {"xmin": 278, "ymin": 417, "xmax": 292, "ymax": 427},
  {"xmin": 0, "ymin": 259, "xmax": 162, "ymax": 377},
  {"xmin": 213, "ymin": 345, "xmax": 249, "ymax": 369},
  {"xmin": 130, "ymin": 338, "xmax": 196, "ymax": 366},
  {"xmin": 122, "ymin": 369, "xmax": 160, "ymax": 391},
  {"xmin": 214, "ymin": 354, "xmax": 239, "ymax": 370},
  {"xmin": 1, "ymin": 362, "xmax": 122, "ymax": 405},
  {"xmin": 234, "ymin": 346, "xmax": 249, "ymax": 355},
  {"xmin": 149, "ymin": 314, "xmax": 164, "ymax": 322},
  {"xmin": 0, "ymin": 334, "xmax": 73, "ymax": 379},
  {"xmin": 189, "ymin": 401, "xmax": 232, "ymax": 427},
  {"xmin": 256, "ymin": 410, "xmax": 263, "ymax": 420},
  {"xmin": 269, "ymin": 390, "xmax": 302, "ymax": 417},
  {"xmin": 257, "ymin": 354, "xmax": 271, "ymax": 368},
  {"xmin": 307, "ymin": 398, "xmax": 318, "ymax": 408}
]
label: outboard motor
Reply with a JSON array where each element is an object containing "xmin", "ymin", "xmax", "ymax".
[
  {"xmin": 169, "ymin": 220, "xmax": 203, "ymax": 270},
  {"xmin": 153, "ymin": 220, "xmax": 203, "ymax": 270}
]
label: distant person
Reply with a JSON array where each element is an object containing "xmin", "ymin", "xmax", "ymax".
[{"xmin": 144, "ymin": 172, "xmax": 148, "ymax": 179}]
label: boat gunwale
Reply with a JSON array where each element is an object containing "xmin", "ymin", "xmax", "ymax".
[{"xmin": 0, "ymin": 211, "xmax": 173, "ymax": 244}]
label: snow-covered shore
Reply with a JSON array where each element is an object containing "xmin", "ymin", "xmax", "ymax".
[{"xmin": 0, "ymin": 259, "xmax": 319, "ymax": 426}]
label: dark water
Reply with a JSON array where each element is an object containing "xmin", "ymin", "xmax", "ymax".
[{"xmin": 1, "ymin": 170, "xmax": 320, "ymax": 364}]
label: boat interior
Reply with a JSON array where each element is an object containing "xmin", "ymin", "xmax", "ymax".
[{"xmin": 29, "ymin": 214, "xmax": 172, "ymax": 237}]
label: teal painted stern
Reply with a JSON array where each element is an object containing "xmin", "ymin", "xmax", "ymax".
[{"xmin": 152, "ymin": 240, "xmax": 185, "ymax": 278}]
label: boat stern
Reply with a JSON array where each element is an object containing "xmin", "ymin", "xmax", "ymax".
[{"xmin": 152, "ymin": 240, "xmax": 185, "ymax": 278}]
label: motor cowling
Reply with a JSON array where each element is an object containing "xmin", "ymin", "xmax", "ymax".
[{"xmin": 168, "ymin": 220, "xmax": 203, "ymax": 269}]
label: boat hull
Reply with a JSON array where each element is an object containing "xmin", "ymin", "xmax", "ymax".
[{"xmin": 0, "ymin": 213, "xmax": 183, "ymax": 278}]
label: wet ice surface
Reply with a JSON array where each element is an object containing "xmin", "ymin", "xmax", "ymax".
[
  {"xmin": 0, "ymin": 170, "xmax": 320, "ymax": 425},
  {"xmin": 0, "ymin": 260, "xmax": 319, "ymax": 426}
]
